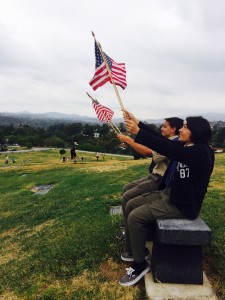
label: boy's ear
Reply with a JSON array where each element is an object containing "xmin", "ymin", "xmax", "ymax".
[{"xmin": 172, "ymin": 127, "xmax": 176, "ymax": 134}]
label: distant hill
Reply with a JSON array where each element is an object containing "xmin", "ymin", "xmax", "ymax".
[
  {"xmin": 0, "ymin": 111, "xmax": 97, "ymax": 122},
  {"xmin": 0, "ymin": 111, "xmax": 101, "ymax": 126},
  {"xmin": 0, "ymin": 111, "xmax": 224, "ymax": 126},
  {"xmin": 146, "ymin": 113, "xmax": 225, "ymax": 124}
]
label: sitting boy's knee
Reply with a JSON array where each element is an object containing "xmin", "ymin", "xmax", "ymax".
[
  {"xmin": 125, "ymin": 199, "xmax": 134, "ymax": 214},
  {"xmin": 122, "ymin": 191, "xmax": 131, "ymax": 203},
  {"xmin": 123, "ymin": 183, "xmax": 131, "ymax": 193},
  {"xmin": 127, "ymin": 209, "xmax": 139, "ymax": 225}
]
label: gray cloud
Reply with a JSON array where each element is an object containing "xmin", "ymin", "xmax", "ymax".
[{"xmin": 0, "ymin": 0, "xmax": 225, "ymax": 119}]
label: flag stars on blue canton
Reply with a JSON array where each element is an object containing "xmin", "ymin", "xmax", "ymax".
[{"xmin": 95, "ymin": 43, "xmax": 112, "ymax": 69}]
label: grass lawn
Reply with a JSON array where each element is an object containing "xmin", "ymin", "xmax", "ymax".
[{"xmin": 0, "ymin": 149, "xmax": 224, "ymax": 299}]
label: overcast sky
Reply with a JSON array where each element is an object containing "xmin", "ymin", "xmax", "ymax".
[{"xmin": 0, "ymin": 0, "xmax": 225, "ymax": 120}]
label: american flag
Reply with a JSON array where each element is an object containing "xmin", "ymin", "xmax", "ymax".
[
  {"xmin": 89, "ymin": 41, "xmax": 127, "ymax": 91},
  {"xmin": 92, "ymin": 99, "xmax": 114, "ymax": 123}
]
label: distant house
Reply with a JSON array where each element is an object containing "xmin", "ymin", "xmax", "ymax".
[{"xmin": 94, "ymin": 132, "xmax": 100, "ymax": 138}]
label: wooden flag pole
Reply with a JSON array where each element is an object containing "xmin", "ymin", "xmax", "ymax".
[
  {"xmin": 91, "ymin": 32, "xmax": 125, "ymax": 112},
  {"xmin": 108, "ymin": 121, "xmax": 121, "ymax": 135},
  {"xmin": 110, "ymin": 120, "xmax": 122, "ymax": 134},
  {"xmin": 86, "ymin": 92, "xmax": 121, "ymax": 134}
]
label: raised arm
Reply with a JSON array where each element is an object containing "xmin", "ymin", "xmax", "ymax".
[
  {"xmin": 117, "ymin": 134, "xmax": 152, "ymax": 157},
  {"xmin": 123, "ymin": 109, "xmax": 162, "ymax": 138}
]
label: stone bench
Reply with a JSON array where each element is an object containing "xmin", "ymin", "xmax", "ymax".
[{"xmin": 151, "ymin": 217, "xmax": 212, "ymax": 284}]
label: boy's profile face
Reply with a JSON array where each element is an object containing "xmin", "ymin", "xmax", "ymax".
[{"xmin": 161, "ymin": 121, "xmax": 175, "ymax": 138}]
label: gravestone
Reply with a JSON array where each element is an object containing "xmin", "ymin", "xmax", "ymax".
[
  {"xmin": 30, "ymin": 185, "xmax": 54, "ymax": 195},
  {"xmin": 110, "ymin": 205, "xmax": 122, "ymax": 215}
]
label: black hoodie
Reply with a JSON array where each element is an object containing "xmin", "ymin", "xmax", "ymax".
[{"xmin": 135, "ymin": 122, "xmax": 215, "ymax": 219}]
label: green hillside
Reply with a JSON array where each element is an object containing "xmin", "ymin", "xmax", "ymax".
[{"xmin": 0, "ymin": 150, "xmax": 224, "ymax": 299}]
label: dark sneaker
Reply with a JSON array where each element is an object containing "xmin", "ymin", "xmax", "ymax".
[
  {"xmin": 121, "ymin": 248, "xmax": 151, "ymax": 262},
  {"xmin": 116, "ymin": 230, "xmax": 125, "ymax": 240},
  {"xmin": 119, "ymin": 262, "xmax": 150, "ymax": 286},
  {"xmin": 119, "ymin": 223, "xmax": 125, "ymax": 229}
]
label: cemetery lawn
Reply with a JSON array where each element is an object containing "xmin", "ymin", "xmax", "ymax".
[{"xmin": 0, "ymin": 149, "xmax": 224, "ymax": 299}]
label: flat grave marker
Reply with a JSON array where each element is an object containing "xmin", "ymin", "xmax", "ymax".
[{"xmin": 30, "ymin": 184, "xmax": 54, "ymax": 195}]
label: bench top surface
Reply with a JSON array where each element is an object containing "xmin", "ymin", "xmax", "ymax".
[
  {"xmin": 156, "ymin": 217, "xmax": 212, "ymax": 245},
  {"xmin": 157, "ymin": 217, "xmax": 211, "ymax": 232}
]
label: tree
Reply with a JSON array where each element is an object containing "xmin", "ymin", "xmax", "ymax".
[
  {"xmin": 118, "ymin": 122, "xmax": 126, "ymax": 133},
  {"xmin": 0, "ymin": 129, "xmax": 5, "ymax": 144},
  {"xmin": 216, "ymin": 127, "xmax": 225, "ymax": 147},
  {"xmin": 82, "ymin": 124, "xmax": 94, "ymax": 136},
  {"xmin": 79, "ymin": 143, "xmax": 93, "ymax": 151},
  {"xmin": 44, "ymin": 137, "xmax": 66, "ymax": 148}
]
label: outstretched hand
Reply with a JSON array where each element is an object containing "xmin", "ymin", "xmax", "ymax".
[
  {"xmin": 122, "ymin": 109, "xmax": 139, "ymax": 125},
  {"xmin": 117, "ymin": 134, "xmax": 133, "ymax": 143},
  {"xmin": 125, "ymin": 119, "xmax": 140, "ymax": 135}
]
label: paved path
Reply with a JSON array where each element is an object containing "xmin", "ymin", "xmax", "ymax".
[
  {"xmin": 1, "ymin": 148, "xmax": 133, "ymax": 158},
  {"xmin": 1, "ymin": 147, "xmax": 52, "ymax": 154}
]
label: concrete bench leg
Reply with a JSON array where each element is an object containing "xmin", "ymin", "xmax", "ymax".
[{"xmin": 152, "ymin": 242, "xmax": 203, "ymax": 284}]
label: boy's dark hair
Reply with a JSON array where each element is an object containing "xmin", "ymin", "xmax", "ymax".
[
  {"xmin": 165, "ymin": 117, "xmax": 184, "ymax": 135},
  {"xmin": 186, "ymin": 116, "xmax": 212, "ymax": 144}
]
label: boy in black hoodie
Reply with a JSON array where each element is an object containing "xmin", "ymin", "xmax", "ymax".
[{"xmin": 118, "ymin": 110, "xmax": 214, "ymax": 287}]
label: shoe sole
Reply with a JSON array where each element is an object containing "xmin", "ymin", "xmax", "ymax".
[
  {"xmin": 119, "ymin": 265, "xmax": 150, "ymax": 286},
  {"xmin": 116, "ymin": 237, "xmax": 125, "ymax": 240},
  {"xmin": 120, "ymin": 254, "xmax": 133, "ymax": 261},
  {"xmin": 121, "ymin": 253, "xmax": 151, "ymax": 262},
  {"xmin": 116, "ymin": 233, "xmax": 125, "ymax": 240}
]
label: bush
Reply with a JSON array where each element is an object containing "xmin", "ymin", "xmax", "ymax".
[
  {"xmin": 26, "ymin": 143, "xmax": 33, "ymax": 149},
  {"xmin": 0, "ymin": 145, "xmax": 8, "ymax": 151},
  {"xmin": 78, "ymin": 143, "xmax": 93, "ymax": 151},
  {"xmin": 59, "ymin": 149, "xmax": 66, "ymax": 155}
]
